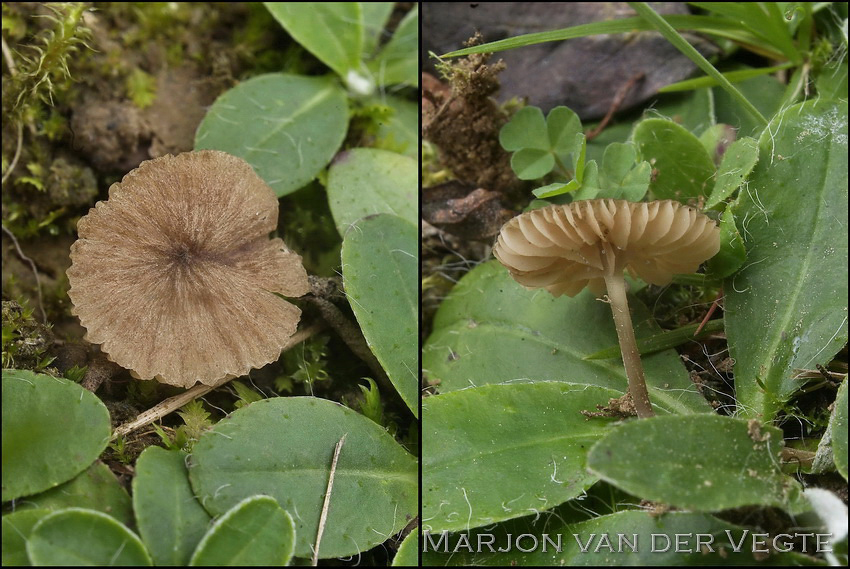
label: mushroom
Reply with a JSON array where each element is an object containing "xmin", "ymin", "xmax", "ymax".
[
  {"xmin": 493, "ymin": 199, "xmax": 720, "ymax": 418},
  {"xmin": 67, "ymin": 150, "xmax": 311, "ymax": 389}
]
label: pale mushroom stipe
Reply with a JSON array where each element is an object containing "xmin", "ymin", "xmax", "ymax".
[
  {"xmin": 493, "ymin": 199, "xmax": 720, "ymax": 418},
  {"xmin": 67, "ymin": 150, "xmax": 310, "ymax": 389}
]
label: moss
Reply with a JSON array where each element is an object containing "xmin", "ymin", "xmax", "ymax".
[{"xmin": 1, "ymin": 299, "xmax": 56, "ymax": 373}]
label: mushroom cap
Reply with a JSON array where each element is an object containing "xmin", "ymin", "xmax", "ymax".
[
  {"xmin": 493, "ymin": 199, "xmax": 720, "ymax": 297},
  {"xmin": 67, "ymin": 150, "xmax": 311, "ymax": 388}
]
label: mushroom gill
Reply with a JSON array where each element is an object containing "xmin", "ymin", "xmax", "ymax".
[
  {"xmin": 67, "ymin": 150, "xmax": 310, "ymax": 388},
  {"xmin": 493, "ymin": 199, "xmax": 720, "ymax": 418},
  {"xmin": 494, "ymin": 199, "xmax": 719, "ymax": 298}
]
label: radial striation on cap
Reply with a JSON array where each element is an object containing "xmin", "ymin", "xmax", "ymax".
[
  {"xmin": 493, "ymin": 199, "xmax": 720, "ymax": 297},
  {"xmin": 67, "ymin": 150, "xmax": 311, "ymax": 388}
]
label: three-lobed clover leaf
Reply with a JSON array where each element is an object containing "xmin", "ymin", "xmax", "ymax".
[{"xmin": 500, "ymin": 106, "xmax": 582, "ymax": 180}]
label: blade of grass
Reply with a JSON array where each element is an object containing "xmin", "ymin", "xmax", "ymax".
[
  {"xmin": 584, "ymin": 318, "xmax": 725, "ymax": 360},
  {"xmin": 627, "ymin": 2, "xmax": 768, "ymax": 127},
  {"xmin": 689, "ymin": 2, "xmax": 798, "ymax": 61},
  {"xmin": 441, "ymin": 15, "xmax": 766, "ymax": 58},
  {"xmin": 659, "ymin": 62, "xmax": 794, "ymax": 92}
]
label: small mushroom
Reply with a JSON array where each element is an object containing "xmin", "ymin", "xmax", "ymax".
[
  {"xmin": 493, "ymin": 199, "xmax": 720, "ymax": 418},
  {"xmin": 67, "ymin": 150, "xmax": 310, "ymax": 388}
]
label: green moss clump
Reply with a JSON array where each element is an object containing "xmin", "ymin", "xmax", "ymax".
[{"xmin": 1, "ymin": 299, "xmax": 55, "ymax": 373}]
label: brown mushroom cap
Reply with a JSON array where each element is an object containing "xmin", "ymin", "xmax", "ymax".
[
  {"xmin": 493, "ymin": 199, "xmax": 720, "ymax": 297},
  {"xmin": 67, "ymin": 150, "xmax": 310, "ymax": 388}
]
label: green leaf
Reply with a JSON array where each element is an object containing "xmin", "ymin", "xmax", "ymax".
[
  {"xmin": 633, "ymin": 118, "xmax": 716, "ymax": 201},
  {"xmin": 659, "ymin": 63, "xmax": 796, "ymax": 93},
  {"xmin": 231, "ymin": 380, "xmax": 264, "ymax": 408},
  {"xmin": 646, "ymin": 87, "xmax": 716, "ymax": 136},
  {"xmin": 27, "ymin": 509, "xmax": 152, "ymax": 566},
  {"xmin": 572, "ymin": 159, "xmax": 600, "ymax": 200},
  {"xmin": 725, "ymin": 100, "xmax": 848, "ymax": 420},
  {"xmin": 833, "ymin": 380, "xmax": 848, "ymax": 480},
  {"xmin": 440, "ymin": 15, "xmax": 763, "ymax": 58},
  {"xmin": 816, "ymin": 61, "xmax": 848, "ymax": 101},
  {"xmin": 187, "ymin": 397, "xmax": 417, "ymax": 559},
  {"xmin": 571, "ymin": 133, "xmax": 586, "ymax": 180},
  {"xmin": 511, "ymin": 148, "xmax": 555, "ymax": 180},
  {"xmin": 531, "ymin": 182, "xmax": 571, "ymax": 199},
  {"xmin": 327, "ymin": 148, "xmax": 417, "ymax": 234},
  {"xmin": 373, "ymin": 95, "xmax": 417, "ymax": 158},
  {"xmin": 501, "ymin": 106, "xmax": 583, "ymax": 181},
  {"xmin": 423, "ymin": 382, "xmax": 619, "ymax": 533},
  {"xmin": 12, "ymin": 461, "xmax": 133, "ymax": 526},
  {"xmin": 600, "ymin": 142, "xmax": 637, "ymax": 186},
  {"xmin": 2, "ymin": 370, "xmax": 111, "ymax": 502},
  {"xmin": 342, "ymin": 214, "xmax": 418, "ymax": 416},
  {"xmin": 357, "ymin": 377, "xmax": 384, "ymax": 426},
  {"xmin": 422, "ymin": 261, "xmax": 713, "ymax": 415},
  {"xmin": 592, "ymin": 142, "xmax": 651, "ymax": 201},
  {"xmin": 587, "ymin": 415, "xmax": 804, "ymax": 512},
  {"xmin": 195, "ymin": 73, "xmax": 348, "ymax": 197},
  {"xmin": 2, "ymin": 509, "xmax": 50, "ymax": 566},
  {"xmin": 706, "ymin": 136, "xmax": 759, "ymax": 209},
  {"xmin": 698, "ymin": 123, "xmax": 737, "ymax": 162},
  {"xmin": 499, "ymin": 106, "xmax": 548, "ymax": 151},
  {"xmin": 547, "ymin": 106, "xmax": 582, "ymax": 155},
  {"xmin": 392, "ymin": 528, "xmax": 418, "ymax": 567},
  {"xmin": 368, "ymin": 6, "xmax": 418, "ymax": 87},
  {"xmin": 706, "ymin": 207, "xmax": 747, "ymax": 280},
  {"xmin": 689, "ymin": 2, "xmax": 800, "ymax": 63},
  {"xmin": 133, "ymin": 447, "xmax": 211, "ymax": 566},
  {"xmin": 264, "ymin": 3, "xmax": 363, "ymax": 80},
  {"xmin": 189, "ymin": 496, "xmax": 294, "ymax": 566},
  {"xmin": 360, "ymin": 2, "xmax": 394, "ymax": 57}
]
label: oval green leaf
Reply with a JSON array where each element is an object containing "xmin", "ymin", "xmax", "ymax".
[
  {"xmin": 2, "ymin": 370, "xmax": 111, "ymax": 502},
  {"xmin": 360, "ymin": 3, "xmax": 394, "ymax": 57},
  {"xmin": 133, "ymin": 447, "xmax": 211, "ymax": 566},
  {"xmin": 633, "ymin": 118, "xmax": 716, "ymax": 201},
  {"xmin": 189, "ymin": 496, "xmax": 294, "ymax": 566},
  {"xmin": 264, "ymin": 3, "xmax": 363, "ymax": 80},
  {"xmin": 724, "ymin": 100, "xmax": 848, "ymax": 421},
  {"xmin": 368, "ymin": 6, "xmax": 418, "ymax": 87},
  {"xmin": 587, "ymin": 414, "xmax": 804, "ymax": 512},
  {"xmin": 342, "ymin": 214, "xmax": 418, "ymax": 416},
  {"xmin": 13, "ymin": 461, "xmax": 133, "ymax": 526},
  {"xmin": 327, "ymin": 148, "xmax": 417, "ymax": 234},
  {"xmin": 27, "ymin": 508, "xmax": 152, "ymax": 566},
  {"xmin": 188, "ymin": 397, "xmax": 417, "ymax": 559},
  {"xmin": 391, "ymin": 528, "xmax": 418, "ymax": 567},
  {"xmin": 499, "ymin": 106, "xmax": 548, "ymax": 151},
  {"xmin": 2, "ymin": 509, "xmax": 50, "ymax": 566},
  {"xmin": 423, "ymin": 382, "xmax": 620, "ymax": 533},
  {"xmin": 422, "ymin": 261, "xmax": 713, "ymax": 415},
  {"xmin": 195, "ymin": 73, "xmax": 348, "ymax": 197},
  {"xmin": 547, "ymin": 106, "xmax": 582, "ymax": 155},
  {"xmin": 511, "ymin": 148, "xmax": 555, "ymax": 180}
]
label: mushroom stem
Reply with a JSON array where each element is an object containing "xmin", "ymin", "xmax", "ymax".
[{"xmin": 603, "ymin": 273, "xmax": 655, "ymax": 418}]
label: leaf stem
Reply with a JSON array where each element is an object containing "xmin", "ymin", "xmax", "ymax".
[{"xmin": 604, "ymin": 272, "xmax": 655, "ymax": 418}]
